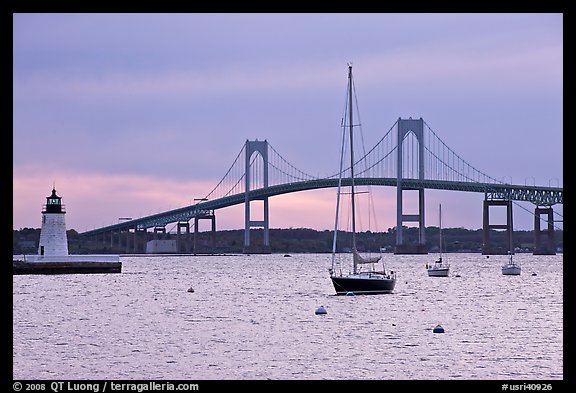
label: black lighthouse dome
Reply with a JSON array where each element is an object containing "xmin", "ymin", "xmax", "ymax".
[{"xmin": 43, "ymin": 188, "xmax": 66, "ymax": 214}]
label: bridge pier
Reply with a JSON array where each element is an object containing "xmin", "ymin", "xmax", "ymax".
[
  {"xmin": 482, "ymin": 198, "xmax": 513, "ymax": 255},
  {"xmin": 394, "ymin": 188, "xmax": 428, "ymax": 254},
  {"xmin": 193, "ymin": 213, "xmax": 216, "ymax": 254},
  {"xmin": 153, "ymin": 226, "xmax": 166, "ymax": 239},
  {"xmin": 177, "ymin": 222, "xmax": 191, "ymax": 253},
  {"xmin": 123, "ymin": 226, "xmax": 138, "ymax": 253},
  {"xmin": 114, "ymin": 229, "xmax": 120, "ymax": 250},
  {"xmin": 533, "ymin": 206, "xmax": 556, "ymax": 255},
  {"xmin": 122, "ymin": 228, "xmax": 130, "ymax": 253},
  {"xmin": 134, "ymin": 227, "xmax": 146, "ymax": 253}
]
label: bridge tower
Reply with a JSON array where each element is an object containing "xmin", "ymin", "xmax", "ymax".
[
  {"xmin": 533, "ymin": 206, "xmax": 556, "ymax": 255},
  {"xmin": 394, "ymin": 118, "xmax": 427, "ymax": 254},
  {"xmin": 482, "ymin": 196, "xmax": 513, "ymax": 255},
  {"xmin": 244, "ymin": 140, "xmax": 271, "ymax": 253}
]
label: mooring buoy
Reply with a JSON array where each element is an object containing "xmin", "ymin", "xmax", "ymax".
[
  {"xmin": 433, "ymin": 324, "xmax": 445, "ymax": 333},
  {"xmin": 187, "ymin": 286, "xmax": 195, "ymax": 293},
  {"xmin": 315, "ymin": 305, "xmax": 327, "ymax": 315}
]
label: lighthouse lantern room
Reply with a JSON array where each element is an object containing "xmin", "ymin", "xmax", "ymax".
[{"xmin": 38, "ymin": 187, "xmax": 69, "ymax": 256}]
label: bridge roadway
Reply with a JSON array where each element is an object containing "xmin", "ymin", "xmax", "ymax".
[{"xmin": 79, "ymin": 178, "xmax": 563, "ymax": 237}]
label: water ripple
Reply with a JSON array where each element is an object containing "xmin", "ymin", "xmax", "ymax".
[{"xmin": 13, "ymin": 253, "xmax": 563, "ymax": 380}]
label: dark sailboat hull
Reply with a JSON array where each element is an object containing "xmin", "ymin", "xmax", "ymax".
[{"xmin": 331, "ymin": 275, "xmax": 396, "ymax": 295}]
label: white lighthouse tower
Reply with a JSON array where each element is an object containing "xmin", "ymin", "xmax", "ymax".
[
  {"xmin": 38, "ymin": 187, "xmax": 69, "ymax": 256},
  {"xmin": 13, "ymin": 186, "xmax": 122, "ymax": 274}
]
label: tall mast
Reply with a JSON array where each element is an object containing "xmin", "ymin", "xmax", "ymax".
[
  {"xmin": 507, "ymin": 198, "xmax": 513, "ymax": 262},
  {"xmin": 348, "ymin": 64, "xmax": 358, "ymax": 273},
  {"xmin": 439, "ymin": 204, "xmax": 443, "ymax": 261}
]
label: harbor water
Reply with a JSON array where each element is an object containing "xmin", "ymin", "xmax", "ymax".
[{"xmin": 13, "ymin": 253, "xmax": 563, "ymax": 380}]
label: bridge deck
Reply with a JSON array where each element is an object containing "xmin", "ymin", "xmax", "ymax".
[{"xmin": 80, "ymin": 178, "xmax": 562, "ymax": 236}]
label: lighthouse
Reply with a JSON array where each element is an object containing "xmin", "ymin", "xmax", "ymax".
[
  {"xmin": 14, "ymin": 186, "xmax": 122, "ymax": 274},
  {"xmin": 38, "ymin": 187, "xmax": 69, "ymax": 256}
]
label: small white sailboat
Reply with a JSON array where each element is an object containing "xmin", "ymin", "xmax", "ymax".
[
  {"xmin": 427, "ymin": 204, "xmax": 450, "ymax": 277},
  {"xmin": 501, "ymin": 252, "xmax": 521, "ymax": 275},
  {"xmin": 501, "ymin": 200, "xmax": 520, "ymax": 276},
  {"xmin": 328, "ymin": 64, "xmax": 396, "ymax": 295}
]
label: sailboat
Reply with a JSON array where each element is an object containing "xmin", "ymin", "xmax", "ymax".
[
  {"xmin": 502, "ymin": 198, "xmax": 522, "ymax": 276},
  {"xmin": 501, "ymin": 206, "xmax": 521, "ymax": 275},
  {"xmin": 501, "ymin": 252, "xmax": 521, "ymax": 275},
  {"xmin": 427, "ymin": 204, "xmax": 450, "ymax": 277},
  {"xmin": 328, "ymin": 64, "xmax": 396, "ymax": 295}
]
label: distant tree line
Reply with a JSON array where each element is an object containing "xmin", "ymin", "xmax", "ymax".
[{"xmin": 13, "ymin": 226, "xmax": 563, "ymax": 255}]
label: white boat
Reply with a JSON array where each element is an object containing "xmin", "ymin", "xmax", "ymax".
[
  {"xmin": 427, "ymin": 204, "xmax": 450, "ymax": 277},
  {"xmin": 428, "ymin": 259, "xmax": 450, "ymax": 277},
  {"xmin": 328, "ymin": 64, "xmax": 396, "ymax": 295},
  {"xmin": 502, "ymin": 251, "xmax": 521, "ymax": 275},
  {"xmin": 501, "ymin": 201, "xmax": 520, "ymax": 276}
]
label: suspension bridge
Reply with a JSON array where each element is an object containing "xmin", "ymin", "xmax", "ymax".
[{"xmin": 80, "ymin": 117, "xmax": 563, "ymax": 255}]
